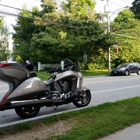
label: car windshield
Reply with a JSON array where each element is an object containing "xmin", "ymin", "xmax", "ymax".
[{"xmin": 117, "ymin": 63, "xmax": 128, "ymax": 68}]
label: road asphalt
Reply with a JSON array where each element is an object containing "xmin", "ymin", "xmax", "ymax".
[{"xmin": 97, "ymin": 123, "xmax": 140, "ymax": 140}]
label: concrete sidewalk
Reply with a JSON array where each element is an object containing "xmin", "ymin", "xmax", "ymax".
[{"xmin": 97, "ymin": 123, "xmax": 140, "ymax": 140}]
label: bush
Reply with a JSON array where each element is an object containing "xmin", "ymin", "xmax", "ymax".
[{"xmin": 87, "ymin": 63, "xmax": 97, "ymax": 70}]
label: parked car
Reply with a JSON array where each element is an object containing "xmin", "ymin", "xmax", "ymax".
[{"xmin": 111, "ymin": 62, "xmax": 140, "ymax": 76}]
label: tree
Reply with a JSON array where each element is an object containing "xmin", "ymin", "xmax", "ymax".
[
  {"xmin": 30, "ymin": 0, "xmax": 112, "ymax": 64},
  {"xmin": 61, "ymin": 0, "xmax": 96, "ymax": 19},
  {"xmin": 0, "ymin": 18, "xmax": 11, "ymax": 61},
  {"xmin": 130, "ymin": 0, "xmax": 140, "ymax": 19},
  {"xmin": 12, "ymin": 6, "xmax": 41, "ymax": 62},
  {"xmin": 12, "ymin": 2, "xmax": 60, "ymax": 63},
  {"xmin": 13, "ymin": 0, "xmax": 112, "ymax": 66},
  {"xmin": 110, "ymin": 9, "xmax": 140, "ymax": 67}
]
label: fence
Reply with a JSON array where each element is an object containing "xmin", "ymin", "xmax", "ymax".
[{"xmin": 37, "ymin": 62, "xmax": 60, "ymax": 71}]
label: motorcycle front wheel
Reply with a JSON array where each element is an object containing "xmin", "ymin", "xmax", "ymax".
[
  {"xmin": 73, "ymin": 90, "xmax": 91, "ymax": 107},
  {"xmin": 15, "ymin": 106, "xmax": 40, "ymax": 119}
]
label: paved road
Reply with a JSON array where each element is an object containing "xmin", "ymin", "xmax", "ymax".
[{"xmin": 1, "ymin": 74, "xmax": 140, "ymax": 127}]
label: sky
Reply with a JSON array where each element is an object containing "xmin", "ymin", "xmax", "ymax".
[{"xmin": 0, "ymin": 0, "xmax": 133, "ymax": 31}]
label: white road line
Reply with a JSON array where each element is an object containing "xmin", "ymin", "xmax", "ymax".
[
  {"xmin": 91, "ymin": 85, "xmax": 140, "ymax": 94},
  {"xmin": 1, "ymin": 85, "xmax": 140, "ymax": 94}
]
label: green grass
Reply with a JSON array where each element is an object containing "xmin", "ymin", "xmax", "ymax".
[
  {"xmin": 36, "ymin": 69, "xmax": 110, "ymax": 81},
  {"xmin": 82, "ymin": 69, "xmax": 109, "ymax": 76},
  {"xmin": 50, "ymin": 97, "xmax": 140, "ymax": 140},
  {"xmin": 36, "ymin": 71, "xmax": 50, "ymax": 81},
  {"xmin": 0, "ymin": 97, "xmax": 140, "ymax": 139}
]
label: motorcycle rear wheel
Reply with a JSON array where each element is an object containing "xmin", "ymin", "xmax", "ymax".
[
  {"xmin": 15, "ymin": 106, "xmax": 40, "ymax": 119},
  {"xmin": 73, "ymin": 90, "xmax": 91, "ymax": 107}
]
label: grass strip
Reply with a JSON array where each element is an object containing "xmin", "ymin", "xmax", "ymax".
[
  {"xmin": 36, "ymin": 70, "xmax": 109, "ymax": 81},
  {"xmin": 0, "ymin": 97, "xmax": 140, "ymax": 140},
  {"xmin": 51, "ymin": 97, "xmax": 140, "ymax": 140},
  {"xmin": 82, "ymin": 70, "xmax": 109, "ymax": 76}
]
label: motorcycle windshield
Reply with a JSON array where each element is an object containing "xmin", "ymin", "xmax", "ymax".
[
  {"xmin": 62, "ymin": 58, "xmax": 74, "ymax": 66},
  {"xmin": 62, "ymin": 58, "xmax": 81, "ymax": 72}
]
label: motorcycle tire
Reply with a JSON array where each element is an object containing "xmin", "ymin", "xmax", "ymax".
[
  {"xmin": 15, "ymin": 106, "xmax": 40, "ymax": 119},
  {"xmin": 73, "ymin": 90, "xmax": 91, "ymax": 107}
]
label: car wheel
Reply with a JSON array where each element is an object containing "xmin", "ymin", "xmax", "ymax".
[
  {"xmin": 125, "ymin": 70, "xmax": 129, "ymax": 76},
  {"xmin": 137, "ymin": 69, "xmax": 140, "ymax": 75}
]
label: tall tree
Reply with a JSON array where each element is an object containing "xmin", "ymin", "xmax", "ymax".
[
  {"xmin": 12, "ymin": 6, "xmax": 41, "ymax": 62},
  {"xmin": 110, "ymin": 9, "xmax": 140, "ymax": 67},
  {"xmin": 31, "ymin": 0, "xmax": 112, "ymax": 63},
  {"xmin": 61, "ymin": 0, "xmax": 96, "ymax": 19},
  {"xmin": 130, "ymin": 0, "xmax": 140, "ymax": 19},
  {"xmin": 13, "ymin": 0, "xmax": 112, "ymax": 65},
  {"xmin": 0, "ymin": 18, "xmax": 11, "ymax": 61}
]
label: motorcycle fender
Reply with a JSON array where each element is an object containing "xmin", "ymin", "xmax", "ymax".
[
  {"xmin": 7, "ymin": 77, "xmax": 46, "ymax": 100},
  {"xmin": 81, "ymin": 86, "xmax": 90, "ymax": 91}
]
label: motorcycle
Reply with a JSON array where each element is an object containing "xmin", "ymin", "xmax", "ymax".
[{"xmin": 0, "ymin": 58, "xmax": 91, "ymax": 119}]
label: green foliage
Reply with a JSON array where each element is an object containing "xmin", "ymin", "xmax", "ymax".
[
  {"xmin": 41, "ymin": 0, "xmax": 57, "ymax": 13},
  {"xmin": 13, "ymin": 0, "xmax": 112, "ymax": 65},
  {"xmin": 0, "ymin": 23, "xmax": 11, "ymax": 61},
  {"xmin": 62, "ymin": 0, "xmax": 96, "ymax": 19},
  {"xmin": 0, "ymin": 17, "xmax": 4, "ymax": 28},
  {"xmin": 31, "ymin": 18, "xmax": 111, "ymax": 63},
  {"xmin": 87, "ymin": 63, "xmax": 97, "ymax": 70},
  {"xmin": 114, "ymin": 9, "xmax": 135, "ymax": 23},
  {"xmin": 16, "ymin": 55, "xmax": 23, "ymax": 63},
  {"xmin": 13, "ymin": 0, "xmax": 140, "ymax": 69},
  {"xmin": 110, "ymin": 9, "xmax": 140, "ymax": 67},
  {"xmin": 130, "ymin": 0, "xmax": 140, "ymax": 19},
  {"xmin": 12, "ymin": 6, "xmax": 41, "ymax": 63}
]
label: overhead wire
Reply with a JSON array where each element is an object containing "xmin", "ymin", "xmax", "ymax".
[
  {"xmin": 110, "ymin": 0, "xmax": 133, "ymax": 8},
  {"xmin": 0, "ymin": 10, "xmax": 84, "ymax": 29},
  {"xmin": 0, "ymin": 4, "xmax": 33, "ymax": 12},
  {"xmin": 122, "ymin": 0, "xmax": 133, "ymax": 4},
  {"xmin": 110, "ymin": 1, "xmax": 128, "ymax": 8}
]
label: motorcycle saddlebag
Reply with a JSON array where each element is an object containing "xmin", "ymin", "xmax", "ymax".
[{"xmin": 0, "ymin": 63, "xmax": 29, "ymax": 87}]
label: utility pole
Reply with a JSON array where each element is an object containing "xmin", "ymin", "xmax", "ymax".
[
  {"xmin": 101, "ymin": 0, "xmax": 129, "ymax": 72},
  {"xmin": 104, "ymin": 0, "xmax": 111, "ymax": 72}
]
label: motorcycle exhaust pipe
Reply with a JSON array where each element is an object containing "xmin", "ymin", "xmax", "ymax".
[{"xmin": 10, "ymin": 98, "xmax": 65, "ymax": 107}]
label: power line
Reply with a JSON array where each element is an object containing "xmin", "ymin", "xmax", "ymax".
[
  {"xmin": 122, "ymin": 0, "xmax": 133, "ymax": 4},
  {"xmin": 110, "ymin": 1, "xmax": 128, "ymax": 8},
  {"xmin": 0, "ymin": 4, "xmax": 85, "ymax": 29},
  {"xmin": 0, "ymin": 10, "xmax": 84, "ymax": 29},
  {"xmin": 0, "ymin": 4, "xmax": 32, "ymax": 12}
]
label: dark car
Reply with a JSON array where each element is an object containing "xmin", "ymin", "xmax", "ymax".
[{"xmin": 111, "ymin": 62, "xmax": 140, "ymax": 76}]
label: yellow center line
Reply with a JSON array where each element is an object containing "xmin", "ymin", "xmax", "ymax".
[{"xmin": 0, "ymin": 90, "xmax": 8, "ymax": 93}]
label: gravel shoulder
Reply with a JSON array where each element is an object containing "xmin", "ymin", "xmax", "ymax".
[{"xmin": 0, "ymin": 119, "xmax": 76, "ymax": 140}]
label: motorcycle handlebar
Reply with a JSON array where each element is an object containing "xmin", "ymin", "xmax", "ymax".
[{"xmin": 48, "ymin": 64, "xmax": 74, "ymax": 74}]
